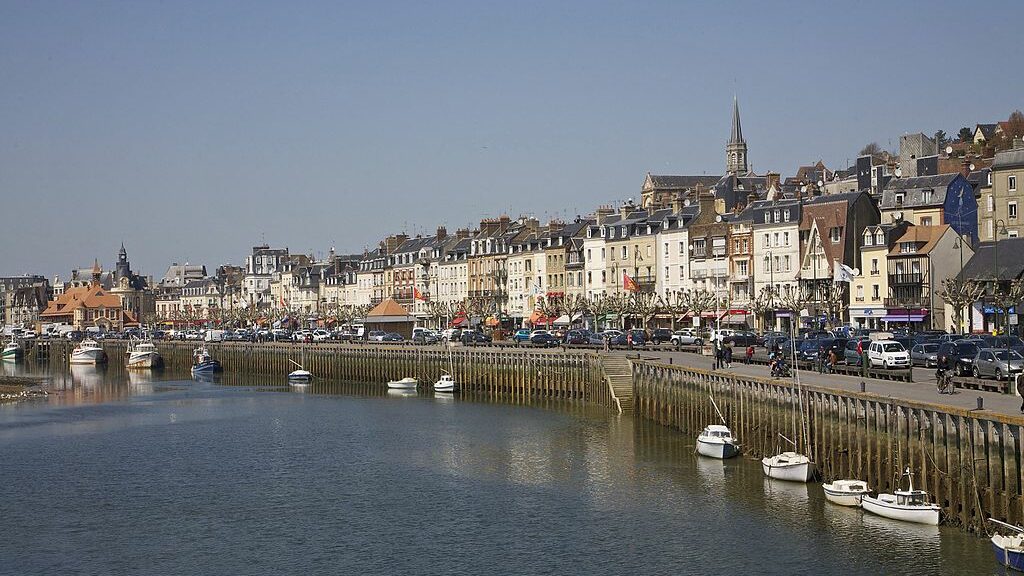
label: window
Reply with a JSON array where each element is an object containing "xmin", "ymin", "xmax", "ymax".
[
  {"xmin": 784, "ymin": 255, "xmax": 791, "ymax": 272},
  {"xmin": 1011, "ymin": 230, "xmax": 1020, "ymax": 238},
  {"xmin": 587, "ymin": 271, "xmax": 592, "ymax": 285},
  {"xmin": 693, "ymin": 239, "xmax": 706, "ymax": 257},
  {"xmin": 678, "ymin": 241, "xmax": 685, "ymax": 255},
  {"xmin": 711, "ymin": 237, "xmax": 726, "ymax": 257},
  {"xmin": 875, "ymin": 231, "xmax": 883, "ymax": 245},
  {"xmin": 646, "ymin": 245, "xmax": 653, "ymax": 258},
  {"xmin": 922, "ymin": 190, "xmax": 933, "ymax": 203},
  {"xmin": 872, "ymin": 284, "xmax": 879, "ymax": 300},
  {"xmin": 900, "ymin": 242, "xmax": 915, "ymax": 254},
  {"xmin": 856, "ymin": 285, "xmax": 863, "ymax": 300},
  {"xmin": 621, "ymin": 246, "xmax": 627, "ymax": 260},
  {"xmin": 763, "ymin": 233, "xmax": 770, "ymax": 248},
  {"xmin": 783, "ymin": 232, "xmax": 790, "ymax": 246},
  {"xmin": 587, "ymin": 249, "xmax": 592, "ymax": 260},
  {"xmin": 988, "ymin": 172, "xmax": 993, "ymax": 186},
  {"xmin": 664, "ymin": 266, "xmax": 669, "ymax": 280},
  {"xmin": 774, "ymin": 256, "xmax": 781, "ymax": 273},
  {"xmin": 988, "ymin": 219, "xmax": 994, "ymax": 239},
  {"xmin": 920, "ymin": 216, "xmax": 932, "ymax": 226},
  {"xmin": 773, "ymin": 232, "xmax": 779, "ymax": 247},
  {"xmin": 783, "ymin": 209, "xmax": 790, "ymax": 222},
  {"xmin": 1011, "ymin": 175, "xmax": 1018, "ymax": 192},
  {"xmin": 679, "ymin": 266, "xmax": 685, "ymax": 280},
  {"xmin": 871, "ymin": 258, "xmax": 879, "ymax": 275},
  {"xmin": 1011, "ymin": 201, "xmax": 1018, "ymax": 220},
  {"xmin": 830, "ymin": 227, "xmax": 842, "ymax": 243},
  {"xmin": 988, "ymin": 195, "xmax": 995, "ymax": 213},
  {"xmin": 601, "ymin": 248, "xmax": 605, "ymax": 260},
  {"xmin": 863, "ymin": 231, "xmax": 873, "ymax": 247},
  {"xmin": 895, "ymin": 193, "xmax": 905, "ymax": 205},
  {"xmin": 763, "ymin": 256, "xmax": 770, "ymax": 273},
  {"xmin": 664, "ymin": 243, "xmax": 669, "ymax": 255},
  {"xmin": 764, "ymin": 213, "xmax": 770, "ymax": 224},
  {"xmin": 774, "ymin": 209, "xmax": 780, "ymax": 222}
]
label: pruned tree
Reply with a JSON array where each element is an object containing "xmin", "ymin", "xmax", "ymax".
[
  {"xmin": 629, "ymin": 291, "xmax": 660, "ymax": 331},
  {"xmin": 939, "ymin": 277, "xmax": 984, "ymax": 334},
  {"xmin": 777, "ymin": 285, "xmax": 813, "ymax": 334},
  {"xmin": 819, "ymin": 282, "xmax": 847, "ymax": 330},
  {"xmin": 535, "ymin": 295, "xmax": 565, "ymax": 328},
  {"xmin": 748, "ymin": 286, "xmax": 776, "ymax": 332},
  {"xmin": 679, "ymin": 288, "xmax": 717, "ymax": 331},
  {"xmin": 660, "ymin": 290, "xmax": 688, "ymax": 330},
  {"xmin": 990, "ymin": 278, "xmax": 1024, "ymax": 333},
  {"xmin": 563, "ymin": 295, "xmax": 591, "ymax": 328},
  {"xmin": 589, "ymin": 294, "xmax": 618, "ymax": 331}
]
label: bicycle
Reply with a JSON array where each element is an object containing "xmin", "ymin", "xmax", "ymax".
[{"xmin": 935, "ymin": 369, "xmax": 955, "ymax": 395}]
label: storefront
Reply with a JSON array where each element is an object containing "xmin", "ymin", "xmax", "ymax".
[
  {"xmin": 849, "ymin": 307, "xmax": 884, "ymax": 330},
  {"xmin": 881, "ymin": 307, "xmax": 929, "ymax": 331}
]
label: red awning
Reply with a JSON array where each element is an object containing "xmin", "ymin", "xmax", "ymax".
[
  {"xmin": 452, "ymin": 316, "xmax": 466, "ymax": 327},
  {"xmin": 529, "ymin": 311, "xmax": 556, "ymax": 325}
]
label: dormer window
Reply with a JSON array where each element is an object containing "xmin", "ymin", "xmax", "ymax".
[
  {"xmin": 863, "ymin": 231, "xmax": 873, "ymax": 247},
  {"xmin": 764, "ymin": 213, "xmax": 770, "ymax": 224},
  {"xmin": 875, "ymin": 231, "xmax": 884, "ymax": 245},
  {"xmin": 895, "ymin": 193, "xmax": 905, "ymax": 205},
  {"xmin": 783, "ymin": 209, "xmax": 790, "ymax": 222},
  {"xmin": 900, "ymin": 242, "xmax": 915, "ymax": 254}
]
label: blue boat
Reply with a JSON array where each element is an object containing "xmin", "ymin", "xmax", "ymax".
[
  {"xmin": 990, "ymin": 519, "xmax": 1024, "ymax": 572},
  {"xmin": 191, "ymin": 347, "xmax": 223, "ymax": 375}
]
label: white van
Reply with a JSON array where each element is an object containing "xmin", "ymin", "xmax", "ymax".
[
  {"xmin": 204, "ymin": 329, "xmax": 226, "ymax": 342},
  {"xmin": 867, "ymin": 340, "xmax": 910, "ymax": 369}
]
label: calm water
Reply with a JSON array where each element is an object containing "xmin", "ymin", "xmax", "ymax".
[{"xmin": 0, "ymin": 363, "xmax": 1003, "ymax": 575}]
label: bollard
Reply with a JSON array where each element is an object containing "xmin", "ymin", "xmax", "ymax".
[
  {"xmin": 860, "ymin": 381, "xmax": 865, "ymax": 393},
  {"xmin": 977, "ymin": 396, "xmax": 984, "ymax": 410}
]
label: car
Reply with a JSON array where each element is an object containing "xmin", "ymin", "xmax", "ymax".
[
  {"xmin": 381, "ymin": 332, "xmax": 404, "ymax": 342},
  {"xmin": 512, "ymin": 329, "xmax": 532, "ymax": 343},
  {"xmin": 937, "ymin": 341, "xmax": 981, "ymax": 376},
  {"xmin": 311, "ymin": 329, "xmax": 331, "ymax": 342},
  {"xmin": 367, "ymin": 330, "xmax": 387, "ymax": 342},
  {"xmin": 972, "ymin": 348, "xmax": 1024, "ymax": 380},
  {"xmin": 649, "ymin": 328, "xmax": 674, "ymax": 344},
  {"xmin": 910, "ymin": 343, "xmax": 940, "ymax": 368},
  {"xmin": 763, "ymin": 334, "xmax": 791, "ymax": 351},
  {"xmin": 671, "ymin": 330, "xmax": 704, "ymax": 346},
  {"xmin": 412, "ymin": 331, "xmax": 439, "ymax": 345},
  {"xmin": 626, "ymin": 329, "xmax": 647, "ymax": 346},
  {"xmin": 530, "ymin": 332, "xmax": 560, "ymax": 347},
  {"xmin": 564, "ymin": 329, "xmax": 589, "ymax": 345},
  {"xmin": 460, "ymin": 330, "xmax": 492, "ymax": 345},
  {"xmin": 724, "ymin": 331, "xmax": 759, "ymax": 347},
  {"xmin": 843, "ymin": 339, "xmax": 864, "ymax": 366},
  {"xmin": 440, "ymin": 328, "xmax": 461, "ymax": 342},
  {"xmin": 867, "ymin": 340, "xmax": 910, "ymax": 369},
  {"xmin": 757, "ymin": 331, "xmax": 786, "ymax": 346}
]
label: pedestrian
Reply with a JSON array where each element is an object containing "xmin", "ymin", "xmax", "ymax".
[
  {"xmin": 724, "ymin": 342, "xmax": 733, "ymax": 368},
  {"xmin": 827, "ymin": 348, "xmax": 838, "ymax": 374},
  {"xmin": 714, "ymin": 341, "xmax": 723, "ymax": 369},
  {"xmin": 817, "ymin": 344, "xmax": 826, "ymax": 374},
  {"xmin": 627, "ymin": 331, "xmax": 633, "ymax": 350},
  {"xmin": 745, "ymin": 344, "xmax": 754, "ymax": 364}
]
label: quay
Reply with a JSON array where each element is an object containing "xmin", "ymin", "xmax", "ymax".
[{"xmin": 24, "ymin": 338, "xmax": 1024, "ymax": 533}]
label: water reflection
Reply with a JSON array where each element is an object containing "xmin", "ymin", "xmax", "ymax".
[{"xmin": 387, "ymin": 388, "xmax": 417, "ymax": 398}]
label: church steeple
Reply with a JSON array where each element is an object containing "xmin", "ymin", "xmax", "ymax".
[
  {"xmin": 726, "ymin": 95, "xmax": 748, "ymax": 175},
  {"xmin": 116, "ymin": 242, "xmax": 131, "ymax": 280}
]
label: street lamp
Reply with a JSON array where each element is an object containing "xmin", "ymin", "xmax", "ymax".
[
  {"xmin": 766, "ymin": 250, "xmax": 774, "ymax": 331},
  {"xmin": 995, "ymin": 219, "xmax": 1009, "ymax": 336}
]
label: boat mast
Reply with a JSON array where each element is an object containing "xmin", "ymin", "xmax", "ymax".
[{"xmin": 709, "ymin": 394, "xmax": 728, "ymax": 426}]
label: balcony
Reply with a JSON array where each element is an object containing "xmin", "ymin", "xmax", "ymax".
[
  {"xmin": 884, "ymin": 297, "xmax": 928, "ymax": 308},
  {"xmin": 889, "ymin": 273, "xmax": 924, "ymax": 286}
]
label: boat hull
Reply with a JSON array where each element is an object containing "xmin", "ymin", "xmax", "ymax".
[
  {"xmin": 861, "ymin": 496, "xmax": 940, "ymax": 525},
  {"xmin": 823, "ymin": 487, "xmax": 868, "ymax": 507},
  {"xmin": 127, "ymin": 352, "xmax": 163, "ymax": 369},
  {"xmin": 191, "ymin": 360, "xmax": 223, "ymax": 374},
  {"xmin": 761, "ymin": 458, "xmax": 814, "ymax": 482},
  {"xmin": 2, "ymin": 347, "xmax": 23, "ymax": 361},
  {"xmin": 992, "ymin": 536, "xmax": 1024, "ymax": 572},
  {"xmin": 70, "ymin": 349, "xmax": 108, "ymax": 365},
  {"xmin": 697, "ymin": 438, "xmax": 739, "ymax": 459},
  {"xmin": 387, "ymin": 380, "xmax": 418, "ymax": 390}
]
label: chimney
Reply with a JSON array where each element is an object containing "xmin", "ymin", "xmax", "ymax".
[
  {"xmin": 456, "ymin": 228, "xmax": 471, "ymax": 239},
  {"xmin": 594, "ymin": 206, "xmax": 614, "ymax": 225},
  {"xmin": 619, "ymin": 202, "xmax": 634, "ymax": 219},
  {"xmin": 670, "ymin": 196, "xmax": 684, "ymax": 213},
  {"xmin": 765, "ymin": 171, "xmax": 781, "ymax": 190},
  {"xmin": 548, "ymin": 220, "xmax": 563, "ymax": 233},
  {"xmin": 436, "ymin": 226, "xmax": 447, "ymax": 241},
  {"xmin": 747, "ymin": 192, "xmax": 758, "ymax": 207},
  {"xmin": 698, "ymin": 190, "xmax": 716, "ymax": 217}
]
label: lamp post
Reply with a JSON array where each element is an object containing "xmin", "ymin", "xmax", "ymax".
[
  {"xmin": 995, "ymin": 219, "xmax": 1008, "ymax": 335},
  {"xmin": 766, "ymin": 250, "xmax": 774, "ymax": 332}
]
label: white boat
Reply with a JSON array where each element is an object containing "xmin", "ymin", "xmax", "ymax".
[
  {"xmin": 70, "ymin": 339, "xmax": 108, "ymax": 365},
  {"xmin": 823, "ymin": 479, "xmax": 871, "ymax": 506},
  {"xmin": 762, "ymin": 450, "xmax": 814, "ymax": 482},
  {"xmin": 2, "ymin": 339, "xmax": 23, "ymax": 361},
  {"xmin": 288, "ymin": 369, "xmax": 312, "ymax": 383},
  {"xmin": 433, "ymin": 373, "xmax": 458, "ymax": 393},
  {"xmin": 989, "ymin": 519, "xmax": 1024, "ymax": 572},
  {"xmin": 388, "ymin": 377, "xmax": 419, "ymax": 390},
  {"xmin": 696, "ymin": 424, "xmax": 739, "ymax": 459},
  {"xmin": 191, "ymin": 346, "xmax": 223, "ymax": 374},
  {"xmin": 126, "ymin": 340, "xmax": 163, "ymax": 369},
  {"xmin": 861, "ymin": 467, "xmax": 940, "ymax": 525}
]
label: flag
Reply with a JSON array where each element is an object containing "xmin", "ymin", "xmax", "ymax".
[
  {"xmin": 279, "ymin": 296, "xmax": 286, "ymax": 308},
  {"xmin": 623, "ymin": 271, "xmax": 639, "ymax": 292},
  {"xmin": 414, "ymin": 287, "xmax": 428, "ymax": 301},
  {"xmin": 832, "ymin": 260, "xmax": 858, "ymax": 283}
]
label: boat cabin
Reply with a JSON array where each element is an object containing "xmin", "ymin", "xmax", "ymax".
[
  {"xmin": 895, "ymin": 489, "xmax": 929, "ymax": 506},
  {"xmin": 702, "ymin": 425, "xmax": 732, "ymax": 438}
]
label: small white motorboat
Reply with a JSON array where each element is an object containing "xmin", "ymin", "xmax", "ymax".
[
  {"xmin": 989, "ymin": 519, "xmax": 1024, "ymax": 572},
  {"xmin": 696, "ymin": 424, "xmax": 739, "ymax": 459},
  {"xmin": 70, "ymin": 339, "xmax": 108, "ymax": 365},
  {"xmin": 761, "ymin": 433, "xmax": 814, "ymax": 482},
  {"xmin": 288, "ymin": 369, "xmax": 312, "ymax": 383},
  {"xmin": 861, "ymin": 468, "xmax": 940, "ymax": 525},
  {"xmin": 387, "ymin": 377, "xmax": 419, "ymax": 390},
  {"xmin": 126, "ymin": 339, "xmax": 163, "ymax": 369},
  {"xmin": 433, "ymin": 373, "xmax": 458, "ymax": 393},
  {"xmin": 823, "ymin": 479, "xmax": 871, "ymax": 507},
  {"xmin": 2, "ymin": 339, "xmax": 23, "ymax": 362}
]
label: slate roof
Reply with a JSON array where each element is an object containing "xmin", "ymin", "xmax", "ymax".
[
  {"xmin": 646, "ymin": 175, "xmax": 723, "ymax": 189},
  {"xmin": 976, "ymin": 124, "xmax": 998, "ymax": 139},
  {"xmin": 878, "ymin": 174, "xmax": 959, "ymax": 209},
  {"xmin": 804, "ymin": 190, "xmax": 864, "ymax": 206},
  {"xmin": 960, "ymin": 238, "xmax": 1024, "ymax": 281},
  {"xmin": 744, "ymin": 198, "xmax": 802, "ymax": 224},
  {"xmin": 993, "ymin": 147, "xmax": 1024, "ymax": 170}
]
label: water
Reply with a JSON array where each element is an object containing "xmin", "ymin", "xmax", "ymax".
[{"xmin": 0, "ymin": 364, "xmax": 1004, "ymax": 575}]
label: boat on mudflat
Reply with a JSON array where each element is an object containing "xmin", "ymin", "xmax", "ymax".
[
  {"xmin": 191, "ymin": 347, "xmax": 223, "ymax": 375},
  {"xmin": 761, "ymin": 451, "xmax": 814, "ymax": 482},
  {"xmin": 2, "ymin": 339, "xmax": 23, "ymax": 362},
  {"xmin": 126, "ymin": 340, "xmax": 163, "ymax": 369},
  {"xmin": 388, "ymin": 377, "xmax": 418, "ymax": 390}
]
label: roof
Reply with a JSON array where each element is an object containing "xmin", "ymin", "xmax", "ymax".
[
  {"xmin": 729, "ymin": 96, "xmax": 743, "ymax": 144},
  {"xmin": 40, "ymin": 283, "xmax": 123, "ymax": 317},
  {"xmin": 993, "ymin": 146, "xmax": 1024, "ymax": 170},
  {"xmin": 644, "ymin": 174, "xmax": 722, "ymax": 190},
  {"xmin": 879, "ymin": 173, "xmax": 962, "ymax": 209},
  {"xmin": 960, "ymin": 238, "xmax": 1024, "ymax": 281},
  {"xmin": 976, "ymin": 124, "xmax": 998, "ymax": 139},
  {"xmin": 804, "ymin": 191, "xmax": 864, "ymax": 207},
  {"xmin": 367, "ymin": 298, "xmax": 410, "ymax": 317},
  {"xmin": 888, "ymin": 225, "xmax": 950, "ymax": 256}
]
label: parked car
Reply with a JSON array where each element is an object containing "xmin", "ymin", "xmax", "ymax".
[
  {"xmin": 867, "ymin": 340, "xmax": 910, "ymax": 369},
  {"xmin": 843, "ymin": 338, "xmax": 866, "ymax": 366},
  {"xmin": 671, "ymin": 330, "xmax": 704, "ymax": 346},
  {"xmin": 626, "ymin": 329, "xmax": 647, "ymax": 347},
  {"xmin": 530, "ymin": 332, "xmax": 560, "ymax": 347},
  {"xmin": 757, "ymin": 331, "xmax": 786, "ymax": 346},
  {"xmin": 381, "ymin": 332, "xmax": 404, "ymax": 342},
  {"xmin": 724, "ymin": 331, "xmax": 759, "ymax": 347},
  {"xmin": 910, "ymin": 343, "xmax": 940, "ymax": 368},
  {"xmin": 367, "ymin": 330, "xmax": 387, "ymax": 342},
  {"xmin": 564, "ymin": 329, "xmax": 589, "ymax": 345},
  {"xmin": 412, "ymin": 331, "xmax": 439, "ymax": 345},
  {"xmin": 649, "ymin": 328, "xmax": 674, "ymax": 344},
  {"xmin": 972, "ymin": 348, "xmax": 1024, "ymax": 380},
  {"xmin": 937, "ymin": 341, "xmax": 981, "ymax": 376},
  {"xmin": 763, "ymin": 335, "xmax": 791, "ymax": 352},
  {"xmin": 460, "ymin": 330, "xmax": 492, "ymax": 345},
  {"xmin": 440, "ymin": 328, "xmax": 462, "ymax": 342},
  {"xmin": 512, "ymin": 329, "xmax": 532, "ymax": 343}
]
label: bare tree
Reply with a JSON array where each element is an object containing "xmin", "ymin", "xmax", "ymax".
[
  {"xmin": 859, "ymin": 142, "xmax": 881, "ymax": 156},
  {"xmin": 589, "ymin": 294, "xmax": 618, "ymax": 331},
  {"xmin": 660, "ymin": 290, "xmax": 688, "ymax": 330},
  {"xmin": 563, "ymin": 295, "xmax": 591, "ymax": 328},
  {"xmin": 680, "ymin": 288, "xmax": 717, "ymax": 331},
  {"xmin": 939, "ymin": 278, "xmax": 984, "ymax": 334},
  {"xmin": 776, "ymin": 285, "xmax": 813, "ymax": 334},
  {"xmin": 819, "ymin": 283, "xmax": 847, "ymax": 330},
  {"xmin": 748, "ymin": 286, "xmax": 776, "ymax": 332},
  {"xmin": 629, "ymin": 292, "xmax": 660, "ymax": 330}
]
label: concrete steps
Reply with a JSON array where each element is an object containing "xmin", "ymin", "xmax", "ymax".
[{"xmin": 600, "ymin": 355, "xmax": 634, "ymax": 414}]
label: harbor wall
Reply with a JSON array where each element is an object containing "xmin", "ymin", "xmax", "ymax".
[{"xmin": 632, "ymin": 360, "xmax": 1024, "ymax": 533}]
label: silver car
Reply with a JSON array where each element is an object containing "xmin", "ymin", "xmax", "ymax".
[
  {"xmin": 910, "ymin": 343, "xmax": 939, "ymax": 368},
  {"xmin": 972, "ymin": 348, "xmax": 1024, "ymax": 380}
]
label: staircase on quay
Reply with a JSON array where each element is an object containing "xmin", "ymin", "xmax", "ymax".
[{"xmin": 600, "ymin": 354, "xmax": 634, "ymax": 414}]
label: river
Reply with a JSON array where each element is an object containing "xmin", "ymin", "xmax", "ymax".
[{"xmin": 0, "ymin": 364, "xmax": 1004, "ymax": 575}]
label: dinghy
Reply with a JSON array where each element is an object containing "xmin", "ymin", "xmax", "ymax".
[
  {"xmin": 989, "ymin": 518, "xmax": 1024, "ymax": 572},
  {"xmin": 387, "ymin": 377, "xmax": 419, "ymax": 390}
]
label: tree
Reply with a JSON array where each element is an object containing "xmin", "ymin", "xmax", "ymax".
[
  {"xmin": 748, "ymin": 286, "xmax": 776, "ymax": 332},
  {"xmin": 933, "ymin": 130, "xmax": 949, "ymax": 150},
  {"xmin": 1007, "ymin": 110, "xmax": 1024, "ymax": 140},
  {"xmin": 939, "ymin": 278, "xmax": 984, "ymax": 334},
  {"xmin": 819, "ymin": 282, "xmax": 847, "ymax": 330},
  {"xmin": 563, "ymin": 295, "xmax": 591, "ymax": 328},
  {"xmin": 679, "ymin": 288, "xmax": 717, "ymax": 332},
  {"xmin": 859, "ymin": 142, "xmax": 881, "ymax": 156},
  {"xmin": 628, "ymin": 292, "xmax": 660, "ymax": 331},
  {"xmin": 660, "ymin": 290, "xmax": 688, "ymax": 330},
  {"xmin": 958, "ymin": 127, "xmax": 974, "ymax": 143},
  {"xmin": 990, "ymin": 279, "xmax": 1024, "ymax": 334},
  {"xmin": 589, "ymin": 294, "xmax": 619, "ymax": 331},
  {"xmin": 776, "ymin": 285, "xmax": 813, "ymax": 335}
]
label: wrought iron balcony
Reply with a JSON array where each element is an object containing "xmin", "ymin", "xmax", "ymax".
[
  {"xmin": 889, "ymin": 273, "xmax": 924, "ymax": 286},
  {"xmin": 884, "ymin": 297, "xmax": 927, "ymax": 308}
]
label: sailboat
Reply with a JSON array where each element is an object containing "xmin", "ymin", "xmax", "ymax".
[
  {"xmin": 288, "ymin": 348, "xmax": 312, "ymax": 383},
  {"xmin": 2, "ymin": 338, "xmax": 23, "ymax": 362},
  {"xmin": 433, "ymin": 339, "xmax": 459, "ymax": 393},
  {"xmin": 762, "ymin": 333, "xmax": 814, "ymax": 482},
  {"xmin": 696, "ymin": 395, "xmax": 739, "ymax": 459},
  {"xmin": 989, "ymin": 518, "xmax": 1024, "ymax": 572},
  {"xmin": 861, "ymin": 467, "xmax": 940, "ymax": 525}
]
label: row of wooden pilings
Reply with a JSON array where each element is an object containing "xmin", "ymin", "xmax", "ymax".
[
  {"xmin": 632, "ymin": 359, "xmax": 1024, "ymax": 533},
  {"xmin": 37, "ymin": 340, "xmax": 618, "ymax": 406}
]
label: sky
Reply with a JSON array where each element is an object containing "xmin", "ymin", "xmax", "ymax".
[{"xmin": 2, "ymin": 0, "xmax": 1023, "ymax": 279}]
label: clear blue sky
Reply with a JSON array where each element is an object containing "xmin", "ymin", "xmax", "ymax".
[{"xmin": 2, "ymin": 1, "xmax": 1022, "ymax": 279}]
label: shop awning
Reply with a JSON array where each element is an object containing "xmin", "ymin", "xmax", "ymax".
[
  {"xmin": 485, "ymin": 316, "xmax": 500, "ymax": 327},
  {"xmin": 881, "ymin": 314, "xmax": 927, "ymax": 322},
  {"xmin": 719, "ymin": 314, "xmax": 750, "ymax": 324},
  {"xmin": 553, "ymin": 315, "xmax": 572, "ymax": 326},
  {"xmin": 529, "ymin": 311, "xmax": 557, "ymax": 325},
  {"xmin": 452, "ymin": 316, "xmax": 467, "ymax": 327}
]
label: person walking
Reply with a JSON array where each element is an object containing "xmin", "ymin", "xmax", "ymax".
[
  {"xmin": 724, "ymin": 342, "xmax": 733, "ymax": 368},
  {"xmin": 827, "ymin": 348, "xmax": 838, "ymax": 374},
  {"xmin": 715, "ymin": 340, "xmax": 723, "ymax": 369},
  {"xmin": 745, "ymin": 344, "xmax": 754, "ymax": 364},
  {"xmin": 816, "ymin": 344, "xmax": 826, "ymax": 374}
]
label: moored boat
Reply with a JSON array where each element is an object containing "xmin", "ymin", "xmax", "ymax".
[
  {"xmin": 762, "ymin": 451, "xmax": 815, "ymax": 482},
  {"xmin": 861, "ymin": 468, "xmax": 940, "ymax": 525},
  {"xmin": 989, "ymin": 519, "xmax": 1024, "ymax": 572},
  {"xmin": 2, "ymin": 339, "xmax": 23, "ymax": 361},
  {"xmin": 191, "ymin": 346, "xmax": 223, "ymax": 374},
  {"xmin": 388, "ymin": 377, "xmax": 419, "ymax": 390},
  {"xmin": 823, "ymin": 479, "xmax": 871, "ymax": 506},
  {"xmin": 696, "ymin": 424, "xmax": 739, "ymax": 459},
  {"xmin": 70, "ymin": 339, "xmax": 108, "ymax": 365},
  {"xmin": 126, "ymin": 340, "xmax": 163, "ymax": 369},
  {"xmin": 433, "ymin": 373, "xmax": 458, "ymax": 393}
]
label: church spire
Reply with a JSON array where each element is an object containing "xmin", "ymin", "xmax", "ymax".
[
  {"xmin": 729, "ymin": 95, "xmax": 743, "ymax": 144},
  {"xmin": 726, "ymin": 96, "xmax": 749, "ymax": 175}
]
